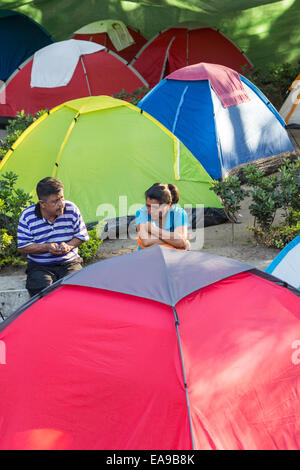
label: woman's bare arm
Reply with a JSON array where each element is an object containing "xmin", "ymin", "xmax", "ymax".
[
  {"xmin": 136, "ymin": 223, "xmax": 163, "ymax": 247},
  {"xmin": 138, "ymin": 223, "xmax": 189, "ymax": 249},
  {"xmin": 157, "ymin": 225, "xmax": 188, "ymax": 249}
]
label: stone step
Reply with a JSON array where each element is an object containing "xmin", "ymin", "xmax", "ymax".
[{"xmin": 0, "ymin": 275, "xmax": 29, "ymax": 321}]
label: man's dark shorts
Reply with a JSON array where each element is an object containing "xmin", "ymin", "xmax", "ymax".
[{"xmin": 26, "ymin": 258, "xmax": 83, "ymax": 297}]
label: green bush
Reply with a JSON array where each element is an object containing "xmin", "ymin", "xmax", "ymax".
[
  {"xmin": 113, "ymin": 86, "xmax": 149, "ymax": 105},
  {"xmin": 0, "ymin": 229, "xmax": 25, "ymax": 267},
  {"xmin": 210, "ymin": 157, "xmax": 300, "ymax": 248},
  {"xmin": 243, "ymin": 165, "xmax": 282, "ymax": 230},
  {"xmin": 0, "ymin": 110, "xmax": 47, "ymax": 161},
  {"xmin": 0, "ymin": 229, "xmax": 13, "ymax": 259},
  {"xmin": 278, "ymin": 157, "xmax": 300, "ymax": 216},
  {"xmin": 248, "ymin": 210, "xmax": 300, "ymax": 249},
  {"xmin": 78, "ymin": 229, "xmax": 102, "ymax": 263},
  {"xmin": 210, "ymin": 175, "xmax": 249, "ymax": 243},
  {"xmin": 245, "ymin": 61, "xmax": 300, "ymax": 109},
  {"xmin": 0, "ymin": 172, "xmax": 33, "ymax": 267},
  {"xmin": 243, "ymin": 157, "xmax": 300, "ymax": 230},
  {"xmin": 210, "ymin": 175, "xmax": 249, "ymax": 222}
]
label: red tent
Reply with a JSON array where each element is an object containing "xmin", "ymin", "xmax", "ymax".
[
  {"xmin": 72, "ymin": 20, "xmax": 147, "ymax": 63},
  {"xmin": 131, "ymin": 23, "xmax": 252, "ymax": 88},
  {"xmin": 0, "ymin": 246, "xmax": 300, "ymax": 450},
  {"xmin": 0, "ymin": 40, "xmax": 148, "ymax": 118}
]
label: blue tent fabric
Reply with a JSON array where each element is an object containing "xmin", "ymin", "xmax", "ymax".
[
  {"xmin": 138, "ymin": 66, "xmax": 295, "ymax": 180},
  {"xmin": 145, "ymin": 79, "xmax": 221, "ymax": 178},
  {"xmin": 0, "ymin": 10, "xmax": 54, "ymax": 81},
  {"xmin": 210, "ymin": 78, "xmax": 294, "ymax": 176},
  {"xmin": 266, "ymin": 236, "xmax": 300, "ymax": 290},
  {"xmin": 239, "ymin": 75, "xmax": 286, "ymax": 126}
]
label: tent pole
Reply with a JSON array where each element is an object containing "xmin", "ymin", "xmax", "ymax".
[
  {"xmin": 80, "ymin": 57, "xmax": 92, "ymax": 96},
  {"xmin": 172, "ymin": 306, "xmax": 195, "ymax": 450},
  {"xmin": 186, "ymin": 30, "xmax": 189, "ymax": 66},
  {"xmin": 159, "ymin": 37, "xmax": 175, "ymax": 82}
]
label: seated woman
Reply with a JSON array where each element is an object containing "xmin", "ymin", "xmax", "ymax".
[{"xmin": 135, "ymin": 183, "xmax": 191, "ymax": 250}]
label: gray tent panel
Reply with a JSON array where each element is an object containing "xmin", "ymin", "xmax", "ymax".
[
  {"xmin": 63, "ymin": 246, "xmax": 172, "ymax": 305},
  {"xmin": 63, "ymin": 245, "xmax": 253, "ymax": 306},
  {"xmin": 161, "ymin": 248, "xmax": 253, "ymax": 305}
]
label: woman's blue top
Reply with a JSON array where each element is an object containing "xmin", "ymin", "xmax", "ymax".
[{"xmin": 135, "ymin": 205, "xmax": 190, "ymax": 250}]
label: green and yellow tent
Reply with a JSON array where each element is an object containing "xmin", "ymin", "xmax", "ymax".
[{"xmin": 0, "ymin": 95, "xmax": 221, "ymax": 224}]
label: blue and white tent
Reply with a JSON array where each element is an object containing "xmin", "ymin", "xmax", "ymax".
[
  {"xmin": 266, "ymin": 235, "xmax": 300, "ymax": 290},
  {"xmin": 0, "ymin": 10, "xmax": 54, "ymax": 81},
  {"xmin": 138, "ymin": 63, "xmax": 295, "ymax": 180}
]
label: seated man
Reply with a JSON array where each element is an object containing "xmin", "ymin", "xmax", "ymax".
[{"xmin": 18, "ymin": 177, "xmax": 89, "ymax": 297}]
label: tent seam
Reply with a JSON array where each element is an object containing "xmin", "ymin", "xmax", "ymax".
[
  {"xmin": 158, "ymin": 247, "xmax": 175, "ymax": 306},
  {"xmin": 172, "ymin": 306, "xmax": 195, "ymax": 450},
  {"xmin": 52, "ymin": 111, "xmax": 80, "ymax": 177}
]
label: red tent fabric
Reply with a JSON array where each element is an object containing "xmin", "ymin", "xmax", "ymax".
[
  {"xmin": 0, "ymin": 246, "xmax": 300, "ymax": 450},
  {"xmin": 0, "ymin": 46, "xmax": 148, "ymax": 118},
  {"xmin": 72, "ymin": 26, "xmax": 147, "ymax": 63},
  {"xmin": 131, "ymin": 25, "xmax": 252, "ymax": 88}
]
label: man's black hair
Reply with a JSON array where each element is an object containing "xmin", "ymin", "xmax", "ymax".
[{"xmin": 36, "ymin": 177, "xmax": 64, "ymax": 201}]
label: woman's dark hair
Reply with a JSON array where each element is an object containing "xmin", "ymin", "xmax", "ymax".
[
  {"xmin": 145, "ymin": 183, "xmax": 179, "ymax": 205},
  {"xmin": 36, "ymin": 177, "xmax": 64, "ymax": 200},
  {"xmin": 168, "ymin": 184, "xmax": 179, "ymax": 204}
]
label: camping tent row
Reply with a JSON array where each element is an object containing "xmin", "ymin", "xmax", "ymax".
[
  {"xmin": 1, "ymin": 0, "xmax": 298, "ymax": 70},
  {"xmin": 0, "ymin": 14, "xmax": 146, "ymax": 84},
  {"xmin": 138, "ymin": 63, "xmax": 294, "ymax": 179},
  {"xmin": 71, "ymin": 20, "xmax": 252, "ymax": 80},
  {"xmin": 0, "ymin": 20, "xmax": 255, "ymax": 119},
  {"xmin": 0, "ymin": 40, "xmax": 148, "ymax": 119},
  {"xmin": 0, "ymin": 65, "xmax": 294, "ymax": 223},
  {"xmin": 0, "ymin": 246, "xmax": 300, "ymax": 450}
]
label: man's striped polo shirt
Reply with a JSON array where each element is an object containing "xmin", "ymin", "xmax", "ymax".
[{"xmin": 17, "ymin": 201, "xmax": 89, "ymax": 264}]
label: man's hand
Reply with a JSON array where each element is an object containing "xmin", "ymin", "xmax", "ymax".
[
  {"xmin": 47, "ymin": 243, "xmax": 62, "ymax": 255},
  {"xmin": 47, "ymin": 242, "xmax": 73, "ymax": 255},
  {"xmin": 19, "ymin": 241, "xmax": 78, "ymax": 256},
  {"xmin": 59, "ymin": 242, "xmax": 73, "ymax": 254}
]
